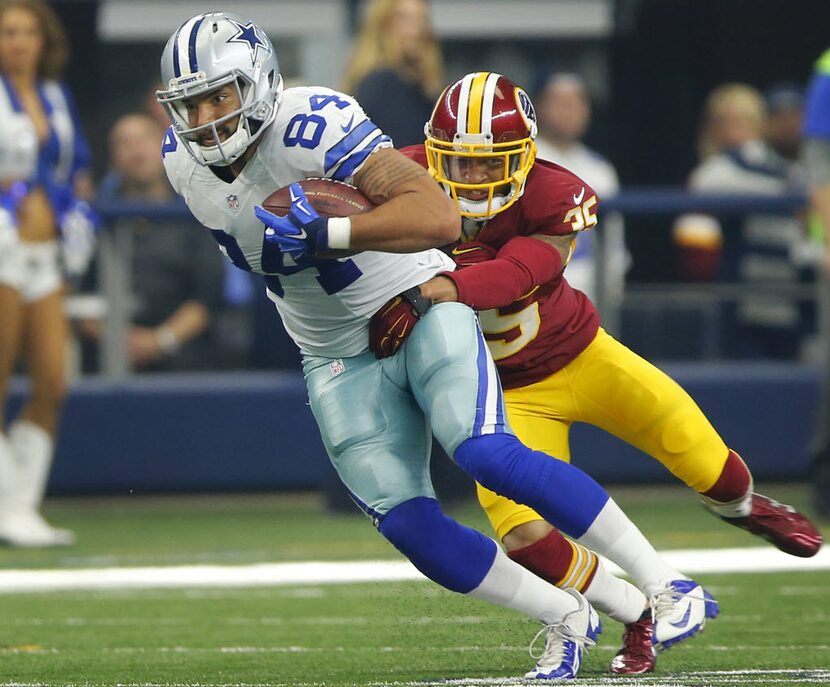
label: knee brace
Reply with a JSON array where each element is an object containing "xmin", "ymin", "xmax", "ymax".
[
  {"xmin": 454, "ymin": 433, "xmax": 609, "ymax": 538},
  {"xmin": 378, "ymin": 497, "xmax": 497, "ymax": 593}
]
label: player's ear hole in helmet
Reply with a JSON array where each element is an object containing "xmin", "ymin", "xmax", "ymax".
[
  {"xmin": 156, "ymin": 11, "xmax": 283, "ymax": 167},
  {"xmin": 425, "ymin": 72, "xmax": 537, "ymax": 219}
]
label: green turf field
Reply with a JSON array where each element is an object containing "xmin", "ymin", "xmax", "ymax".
[{"xmin": 1, "ymin": 484, "xmax": 828, "ymax": 687}]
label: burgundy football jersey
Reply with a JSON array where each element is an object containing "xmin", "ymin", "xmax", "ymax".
[{"xmin": 402, "ymin": 144, "xmax": 600, "ymax": 388}]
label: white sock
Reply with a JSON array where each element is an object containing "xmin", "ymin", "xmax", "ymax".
[
  {"xmin": 467, "ymin": 544, "xmax": 580, "ymax": 625},
  {"xmin": 583, "ymin": 557, "xmax": 647, "ymax": 624},
  {"xmin": 576, "ymin": 499, "xmax": 683, "ymax": 597},
  {"xmin": 0, "ymin": 432, "xmax": 19, "ymax": 514},
  {"xmin": 8, "ymin": 420, "xmax": 53, "ymax": 512}
]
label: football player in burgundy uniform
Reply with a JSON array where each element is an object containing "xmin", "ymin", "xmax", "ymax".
[{"xmin": 372, "ymin": 72, "xmax": 823, "ymax": 674}]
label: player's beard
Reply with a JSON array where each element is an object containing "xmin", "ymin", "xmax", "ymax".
[{"xmin": 198, "ymin": 125, "xmax": 231, "ymax": 147}]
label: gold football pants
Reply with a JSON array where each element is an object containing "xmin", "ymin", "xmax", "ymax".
[{"xmin": 479, "ymin": 328, "xmax": 730, "ymax": 539}]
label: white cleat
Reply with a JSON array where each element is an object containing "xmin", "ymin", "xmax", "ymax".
[
  {"xmin": 650, "ymin": 578, "xmax": 719, "ymax": 652},
  {"xmin": 524, "ymin": 589, "xmax": 602, "ymax": 680},
  {"xmin": 0, "ymin": 510, "xmax": 76, "ymax": 548}
]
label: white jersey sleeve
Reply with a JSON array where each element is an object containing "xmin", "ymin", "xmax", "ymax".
[{"xmin": 273, "ymin": 86, "xmax": 393, "ymax": 184}]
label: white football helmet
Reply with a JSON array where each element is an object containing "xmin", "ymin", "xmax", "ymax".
[{"xmin": 157, "ymin": 12, "xmax": 283, "ymax": 166}]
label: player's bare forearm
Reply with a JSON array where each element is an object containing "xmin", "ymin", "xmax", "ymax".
[
  {"xmin": 418, "ymin": 275, "xmax": 459, "ymax": 303},
  {"xmin": 349, "ymin": 148, "xmax": 460, "ymax": 252},
  {"xmin": 355, "ymin": 148, "xmax": 428, "ymax": 205}
]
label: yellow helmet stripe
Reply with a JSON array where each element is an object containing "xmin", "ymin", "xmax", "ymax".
[{"xmin": 466, "ymin": 72, "xmax": 491, "ymax": 135}]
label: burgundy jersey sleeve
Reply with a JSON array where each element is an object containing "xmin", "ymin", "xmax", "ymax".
[
  {"xmin": 516, "ymin": 159, "xmax": 600, "ymax": 238},
  {"xmin": 444, "ymin": 236, "xmax": 563, "ymax": 310}
]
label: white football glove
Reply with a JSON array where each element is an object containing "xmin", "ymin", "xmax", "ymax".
[{"xmin": 59, "ymin": 201, "xmax": 99, "ymax": 278}]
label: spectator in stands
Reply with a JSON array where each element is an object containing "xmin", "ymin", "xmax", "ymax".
[
  {"xmin": 0, "ymin": 0, "xmax": 95, "ymax": 547},
  {"xmin": 764, "ymin": 82, "xmax": 805, "ymax": 163},
  {"xmin": 341, "ymin": 0, "xmax": 443, "ymax": 148},
  {"xmin": 534, "ymin": 72, "xmax": 628, "ymax": 314},
  {"xmin": 802, "ymin": 49, "xmax": 830, "ymax": 519},
  {"xmin": 675, "ymin": 83, "xmax": 808, "ymax": 359},
  {"xmin": 78, "ymin": 112, "xmax": 225, "ymax": 373}
]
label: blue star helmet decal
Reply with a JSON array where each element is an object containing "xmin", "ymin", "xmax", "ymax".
[{"xmin": 226, "ymin": 19, "xmax": 269, "ymax": 65}]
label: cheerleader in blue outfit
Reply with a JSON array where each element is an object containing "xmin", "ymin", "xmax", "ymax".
[{"xmin": 0, "ymin": 0, "xmax": 96, "ymax": 547}]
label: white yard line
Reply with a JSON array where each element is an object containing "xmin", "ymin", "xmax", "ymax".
[{"xmin": 0, "ymin": 546, "xmax": 827, "ymax": 594}]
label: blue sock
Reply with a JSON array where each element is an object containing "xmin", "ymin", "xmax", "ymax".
[
  {"xmin": 378, "ymin": 497, "xmax": 497, "ymax": 593},
  {"xmin": 454, "ymin": 433, "xmax": 610, "ymax": 538}
]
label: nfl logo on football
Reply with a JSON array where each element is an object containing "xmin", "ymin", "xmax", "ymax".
[{"xmin": 226, "ymin": 194, "xmax": 240, "ymax": 211}]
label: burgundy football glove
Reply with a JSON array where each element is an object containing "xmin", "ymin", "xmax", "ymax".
[
  {"xmin": 449, "ymin": 240, "xmax": 498, "ymax": 268},
  {"xmin": 369, "ymin": 286, "xmax": 432, "ymax": 359}
]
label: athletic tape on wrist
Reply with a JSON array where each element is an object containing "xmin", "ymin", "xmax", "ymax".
[{"xmin": 327, "ymin": 217, "xmax": 352, "ymax": 250}]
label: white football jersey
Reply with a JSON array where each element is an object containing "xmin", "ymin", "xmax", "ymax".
[{"xmin": 163, "ymin": 86, "xmax": 455, "ymax": 357}]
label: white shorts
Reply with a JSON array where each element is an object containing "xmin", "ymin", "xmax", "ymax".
[{"xmin": 0, "ymin": 240, "xmax": 63, "ymax": 303}]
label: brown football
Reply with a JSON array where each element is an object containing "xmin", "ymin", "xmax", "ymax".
[{"xmin": 261, "ymin": 178, "xmax": 375, "ymax": 218}]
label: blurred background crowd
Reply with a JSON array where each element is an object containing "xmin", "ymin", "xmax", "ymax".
[
  {"xmin": 2, "ymin": 0, "xmax": 830, "ymax": 546},
  {"xmin": 29, "ymin": 0, "xmax": 829, "ymax": 373}
]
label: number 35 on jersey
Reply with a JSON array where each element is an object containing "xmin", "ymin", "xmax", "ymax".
[{"xmin": 564, "ymin": 191, "xmax": 598, "ymax": 232}]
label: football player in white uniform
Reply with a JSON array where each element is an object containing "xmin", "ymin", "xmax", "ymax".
[{"xmin": 157, "ymin": 12, "xmax": 710, "ymax": 679}]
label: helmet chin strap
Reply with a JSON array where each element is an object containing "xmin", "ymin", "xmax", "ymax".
[
  {"xmin": 456, "ymin": 170, "xmax": 532, "ymax": 219},
  {"xmin": 457, "ymin": 194, "xmax": 510, "ymax": 218}
]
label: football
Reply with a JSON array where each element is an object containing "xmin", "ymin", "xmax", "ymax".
[{"xmin": 261, "ymin": 178, "xmax": 375, "ymax": 218}]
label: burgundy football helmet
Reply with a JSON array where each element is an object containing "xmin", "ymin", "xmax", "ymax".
[{"xmin": 424, "ymin": 72, "xmax": 537, "ymax": 218}]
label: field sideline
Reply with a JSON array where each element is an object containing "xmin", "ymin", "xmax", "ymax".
[{"xmin": 1, "ymin": 545, "xmax": 829, "ymax": 593}]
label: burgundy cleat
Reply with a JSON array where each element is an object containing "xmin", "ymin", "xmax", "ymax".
[
  {"xmin": 609, "ymin": 611, "xmax": 656, "ymax": 675},
  {"xmin": 722, "ymin": 493, "xmax": 823, "ymax": 558}
]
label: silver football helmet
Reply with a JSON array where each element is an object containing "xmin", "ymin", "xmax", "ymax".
[{"xmin": 157, "ymin": 12, "xmax": 283, "ymax": 166}]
